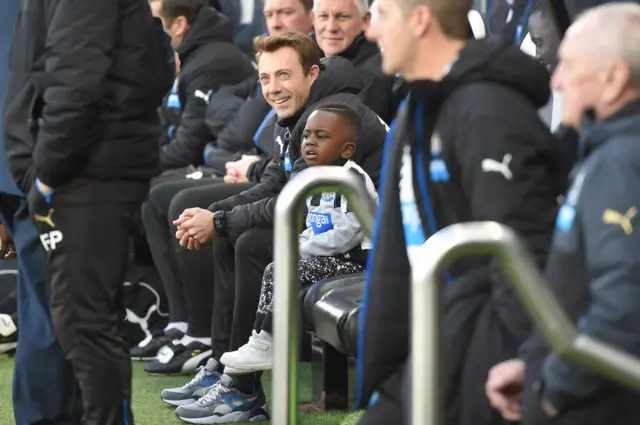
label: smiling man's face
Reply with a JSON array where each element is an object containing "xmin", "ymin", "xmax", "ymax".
[
  {"xmin": 258, "ymin": 46, "xmax": 319, "ymax": 118},
  {"xmin": 314, "ymin": 0, "xmax": 369, "ymax": 56}
]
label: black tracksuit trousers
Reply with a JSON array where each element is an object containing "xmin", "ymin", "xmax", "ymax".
[
  {"xmin": 27, "ymin": 179, "xmax": 148, "ymax": 425},
  {"xmin": 143, "ymin": 178, "xmax": 255, "ymax": 337}
]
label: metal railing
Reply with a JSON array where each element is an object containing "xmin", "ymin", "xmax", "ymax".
[
  {"xmin": 411, "ymin": 222, "xmax": 640, "ymax": 425},
  {"xmin": 272, "ymin": 166, "xmax": 376, "ymax": 425},
  {"xmin": 272, "ymin": 168, "xmax": 640, "ymax": 425}
]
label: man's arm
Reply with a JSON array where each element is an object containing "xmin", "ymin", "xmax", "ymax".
[
  {"xmin": 33, "ymin": 0, "xmax": 118, "ymax": 188},
  {"xmin": 208, "ymin": 158, "xmax": 286, "ymax": 213},
  {"xmin": 541, "ymin": 149, "xmax": 640, "ymax": 411},
  {"xmin": 455, "ymin": 97, "xmax": 567, "ymax": 338},
  {"xmin": 160, "ymin": 72, "xmax": 222, "ymax": 170}
]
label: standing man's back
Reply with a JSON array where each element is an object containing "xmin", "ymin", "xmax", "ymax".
[
  {"xmin": 3, "ymin": 1, "xmax": 172, "ymax": 424},
  {"xmin": 4, "ymin": 0, "xmax": 171, "ymax": 193}
]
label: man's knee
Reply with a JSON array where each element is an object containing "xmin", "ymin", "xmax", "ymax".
[
  {"xmin": 235, "ymin": 228, "xmax": 273, "ymax": 258},
  {"xmin": 146, "ymin": 182, "xmax": 174, "ymax": 216}
]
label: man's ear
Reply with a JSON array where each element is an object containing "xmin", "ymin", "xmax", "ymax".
[
  {"xmin": 342, "ymin": 142, "xmax": 356, "ymax": 159},
  {"xmin": 361, "ymin": 11, "xmax": 372, "ymax": 31},
  {"xmin": 175, "ymin": 15, "xmax": 189, "ymax": 38},
  {"xmin": 308, "ymin": 64, "xmax": 321, "ymax": 83}
]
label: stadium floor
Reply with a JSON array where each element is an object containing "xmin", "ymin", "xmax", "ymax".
[{"xmin": 0, "ymin": 356, "xmax": 362, "ymax": 425}]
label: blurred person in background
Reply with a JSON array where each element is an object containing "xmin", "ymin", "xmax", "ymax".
[
  {"xmin": 356, "ymin": 0, "xmax": 572, "ymax": 424},
  {"xmin": 0, "ymin": 1, "xmax": 77, "ymax": 424},
  {"xmin": 3, "ymin": 0, "xmax": 172, "ymax": 423},
  {"xmin": 487, "ymin": 4, "xmax": 640, "ymax": 425}
]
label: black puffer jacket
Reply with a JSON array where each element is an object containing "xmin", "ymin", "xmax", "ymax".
[
  {"xmin": 205, "ymin": 76, "xmax": 261, "ymax": 146},
  {"xmin": 3, "ymin": 0, "xmax": 172, "ymax": 192},
  {"xmin": 158, "ymin": 6, "xmax": 256, "ymax": 170},
  {"xmin": 208, "ymin": 56, "xmax": 388, "ymax": 241},
  {"xmin": 357, "ymin": 37, "xmax": 573, "ymax": 417}
]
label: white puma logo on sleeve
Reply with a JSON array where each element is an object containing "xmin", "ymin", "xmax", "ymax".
[
  {"xmin": 194, "ymin": 89, "xmax": 213, "ymax": 104},
  {"xmin": 481, "ymin": 154, "xmax": 513, "ymax": 180}
]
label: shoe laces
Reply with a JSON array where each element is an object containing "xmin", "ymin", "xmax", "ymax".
[
  {"xmin": 196, "ymin": 381, "xmax": 230, "ymax": 405},
  {"xmin": 182, "ymin": 366, "xmax": 211, "ymax": 389}
]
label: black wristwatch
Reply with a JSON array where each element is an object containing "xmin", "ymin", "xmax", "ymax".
[{"xmin": 212, "ymin": 211, "xmax": 228, "ymax": 237}]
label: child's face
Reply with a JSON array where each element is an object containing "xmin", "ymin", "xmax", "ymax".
[{"xmin": 301, "ymin": 110, "xmax": 356, "ymax": 167}]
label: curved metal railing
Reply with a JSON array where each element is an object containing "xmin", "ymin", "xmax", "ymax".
[
  {"xmin": 272, "ymin": 168, "xmax": 640, "ymax": 425},
  {"xmin": 411, "ymin": 222, "xmax": 640, "ymax": 425},
  {"xmin": 272, "ymin": 166, "xmax": 376, "ymax": 425}
]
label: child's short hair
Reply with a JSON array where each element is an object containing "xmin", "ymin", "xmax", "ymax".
[{"xmin": 313, "ymin": 102, "xmax": 361, "ymax": 142}]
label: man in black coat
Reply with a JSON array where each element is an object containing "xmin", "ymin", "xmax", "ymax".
[
  {"xmin": 3, "ymin": 1, "xmax": 172, "ymax": 424},
  {"xmin": 155, "ymin": 0, "xmax": 256, "ymax": 172},
  {"xmin": 355, "ymin": 0, "xmax": 573, "ymax": 424},
  {"xmin": 314, "ymin": 0, "xmax": 396, "ymax": 122},
  {"xmin": 161, "ymin": 32, "xmax": 387, "ymax": 423},
  {"xmin": 487, "ymin": 4, "xmax": 640, "ymax": 425}
]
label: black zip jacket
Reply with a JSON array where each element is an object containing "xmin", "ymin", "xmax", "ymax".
[
  {"xmin": 159, "ymin": 6, "xmax": 255, "ymax": 170},
  {"xmin": 520, "ymin": 101, "xmax": 640, "ymax": 421},
  {"xmin": 336, "ymin": 33, "xmax": 396, "ymax": 123},
  {"xmin": 204, "ymin": 79, "xmax": 274, "ymax": 174},
  {"xmin": 356, "ymin": 36, "xmax": 573, "ymax": 408},
  {"xmin": 208, "ymin": 56, "xmax": 388, "ymax": 241},
  {"xmin": 205, "ymin": 77, "xmax": 262, "ymax": 151},
  {"xmin": 3, "ymin": 0, "xmax": 172, "ymax": 193}
]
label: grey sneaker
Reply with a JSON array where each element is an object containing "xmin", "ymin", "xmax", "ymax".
[
  {"xmin": 174, "ymin": 374, "xmax": 269, "ymax": 423},
  {"xmin": 161, "ymin": 359, "xmax": 222, "ymax": 406}
]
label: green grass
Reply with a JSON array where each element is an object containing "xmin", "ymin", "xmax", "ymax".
[{"xmin": 0, "ymin": 355, "xmax": 362, "ymax": 425}]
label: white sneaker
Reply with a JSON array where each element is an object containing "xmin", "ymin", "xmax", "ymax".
[{"xmin": 220, "ymin": 330, "xmax": 273, "ymax": 372}]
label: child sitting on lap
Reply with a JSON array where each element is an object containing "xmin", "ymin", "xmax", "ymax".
[{"xmin": 220, "ymin": 102, "xmax": 378, "ymax": 372}]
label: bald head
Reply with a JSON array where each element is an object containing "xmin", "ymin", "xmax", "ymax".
[{"xmin": 565, "ymin": 2, "xmax": 640, "ymax": 88}]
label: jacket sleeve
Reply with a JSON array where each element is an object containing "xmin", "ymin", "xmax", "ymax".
[
  {"xmin": 159, "ymin": 71, "xmax": 222, "ymax": 170},
  {"xmin": 299, "ymin": 207, "xmax": 365, "ymax": 259},
  {"xmin": 454, "ymin": 98, "xmax": 562, "ymax": 339},
  {"xmin": 208, "ymin": 157, "xmax": 286, "ymax": 212},
  {"xmin": 246, "ymin": 156, "xmax": 272, "ymax": 182},
  {"xmin": 455, "ymin": 108, "xmax": 557, "ymax": 263},
  {"xmin": 541, "ymin": 149, "xmax": 640, "ymax": 411},
  {"xmin": 33, "ymin": 0, "xmax": 118, "ymax": 188}
]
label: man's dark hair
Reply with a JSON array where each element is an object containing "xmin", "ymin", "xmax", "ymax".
[
  {"xmin": 160, "ymin": 0, "xmax": 207, "ymax": 25},
  {"xmin": 314, "ymin": 102, "xmax": 362, "ymax": 143},
  {"xmin": 301, "ymin": 0, "xmax": 314, "ymax": 10},
  {"xmin": 254, "ymin": 32, "xmax": 321, "ymax": 75}
]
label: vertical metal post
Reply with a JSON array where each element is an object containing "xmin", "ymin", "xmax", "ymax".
[
  {"xmin": 410, "ymin": 221, "xmax": 640, "ymax": 425},
  {"xmin": 272, "ymin": 166, "xmax": 376, "ymax": 425}
]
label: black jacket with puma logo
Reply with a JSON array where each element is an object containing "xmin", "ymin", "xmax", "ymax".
[{"xmin": 357, "ymin": 37, "xmax": 574, "ymax": 419}]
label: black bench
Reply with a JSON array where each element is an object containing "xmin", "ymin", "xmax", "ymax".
[{"xmin": 301, "ymin": 273, "xmax": 366, "ymax": 409}]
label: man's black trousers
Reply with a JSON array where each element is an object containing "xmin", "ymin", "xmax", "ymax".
[
  {"xmin": 142, "ymin": 178, "xmax": 254, "ymax": 337},
  {"xmin": 211, "ymin": 228, "xmax": 274, "ymax": 360},
  {"xmin": 28, "ymin": 179, "xmax": 147, "ymax": 425}
]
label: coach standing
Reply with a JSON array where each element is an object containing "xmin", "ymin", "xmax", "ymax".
[{"xmin": 3, "ymin": 1, "xmax": 172, "ymax": 424}]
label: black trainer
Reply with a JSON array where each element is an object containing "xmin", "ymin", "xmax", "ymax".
[
  {"xmin": 130, "ymin": 328, "xmax": 184, "ymax": 361},
  {"xmin": 144, "ymin": 340, "xmax": 212, "ymax": 375}
]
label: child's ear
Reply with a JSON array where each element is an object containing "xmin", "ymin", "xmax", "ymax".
[{"xmin": 341, "ymin": 142, "xmax": 356, "ymax": 159}]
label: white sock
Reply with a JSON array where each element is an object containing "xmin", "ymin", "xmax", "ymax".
[
  {"xmin": 164, "ymin": 322, "xmax": 188, "ymax": 333},
  {"xmin": 181, "ymin": 335, "xmax": 212, "ymax": 346}
]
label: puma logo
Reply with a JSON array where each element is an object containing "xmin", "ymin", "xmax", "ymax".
[
  {"xmin": 194, "ymin": 89, "xmax": 213, "ymax": 104},
  {"xmin": 34, "ymin": 209, "xmax": 55, "ymax": 228},
  {"xmin": 275, "ymin": 136, "xmax": 284, "ymax": 154},
  {"xmin": 125, "ymin": 304, "xmax": 158, "ymax": 348},
  {"xmin": 603, "ymin": 207, "xmax": 637, "ymax": 235},
  {"xmin": 481, "ymin": 154, "xmax": 513, "ymax": 180}
]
